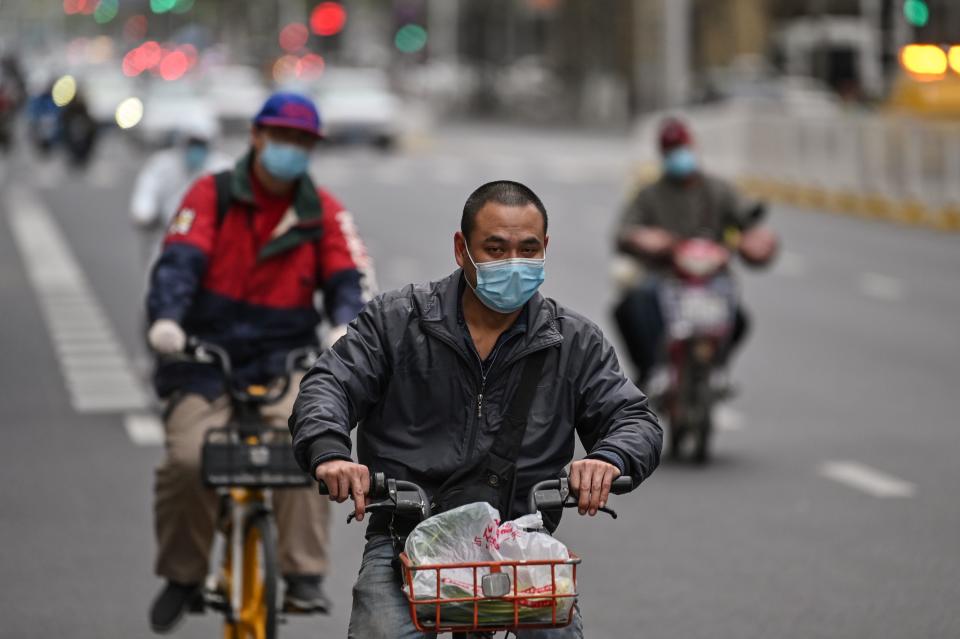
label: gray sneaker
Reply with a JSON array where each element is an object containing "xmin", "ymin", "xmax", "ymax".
[{"xmin": 283, "ymin": 575, "xmax": 330, "ymax": 615}]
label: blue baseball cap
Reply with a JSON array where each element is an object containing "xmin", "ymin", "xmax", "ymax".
[{"xmin": 253, "ymin": 91, "xmax": 323, "ymax": 137}]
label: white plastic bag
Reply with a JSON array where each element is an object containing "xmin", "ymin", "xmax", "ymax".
[
  {"xmin": 403, "ymin": 503, "xmax": 575, "ymax": 626},
  {"xmin": 404, "ymin": 502, "xmax": 499, "ymax": 598},
  {"xmin": 489, "ymin": 512, "xmax": 575, "ymax": 609}
]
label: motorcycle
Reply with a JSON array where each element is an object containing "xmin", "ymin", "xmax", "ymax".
[{"xmin": 653, "ymin": 236, "xmax": 738, "ymax": 464}]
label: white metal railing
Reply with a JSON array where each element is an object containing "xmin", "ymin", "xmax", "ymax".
[{"xmin": 630, "ymin": 105, "xmax": 960, "ymax": 229}]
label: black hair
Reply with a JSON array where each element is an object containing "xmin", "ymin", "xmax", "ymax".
[{"xmin": 461, "ymin": 180, "xmax": 548, "ymax": 241}]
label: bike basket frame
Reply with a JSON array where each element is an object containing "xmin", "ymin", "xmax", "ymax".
[
  {"xmin": 201, "ymin": 425, "xmax": 310, "ymax": 488},
  {"xmin": 398, "ymin": 552, "xmax": 581, "ymax": 633}
]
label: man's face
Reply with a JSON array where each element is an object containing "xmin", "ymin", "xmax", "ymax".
[
  {"xmin": 455, "ymin": 201, "xmax": 548, "ymax": 288},
  {"xmin": 251, "ymin": 125, "xmax": 318, "ymax": 155}
]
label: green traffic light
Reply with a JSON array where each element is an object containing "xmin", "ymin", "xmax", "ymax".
[{"xmin": 903, "ymin": 0, "xmax": 930, "ymax": 27}]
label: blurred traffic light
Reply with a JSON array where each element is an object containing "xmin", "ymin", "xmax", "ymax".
[
  {"xmin": 150, "ymin": 0, "xmax": 193, "ymax": 14},
  {"xmin": 93, "ymin": 0, "xmax": 119, "ymax": 24},
  {"xmin": 903, "ymin": 0, "xmax": 930, "ymax": 28},
  {"xmin": 310, "ymin": 3, "xmax": 347, "ymax": 36},
  {"xmin": 395, "ymin": 24, "xmax": 427, "ymax": 54}
]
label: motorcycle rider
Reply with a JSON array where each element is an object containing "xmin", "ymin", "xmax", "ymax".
[
  {"xmin": 290, "ymin": 180, "xmax": 662, "ymax": 638},
  {"xmin": 145, "ymin": 92, "xmax": 375, "ymax": 633},
  {"xmin": 130, "ymin": 111, "xmax": 231, "ymax": 267},
  {"xmin": 613, "ymin": 117, "xmax": 778, "ymax": 387}
]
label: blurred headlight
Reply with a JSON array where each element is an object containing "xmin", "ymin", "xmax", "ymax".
[
  {"xmin": 116, "ymin": 97, "xmax": 144, "ymax": 129},
  {"xmin": 52, "ymin": 75, "xmax": 77, "ymax": 107}
]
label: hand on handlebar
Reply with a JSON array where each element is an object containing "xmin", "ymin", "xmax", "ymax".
[
  {"xmin": 626, "ymin": 227, "xmax": 676, "ymax": 257},
  {"xmin": 569, "ymin": 459, "xmax": 621, "ymax": 517},
  {"xmin": 315, "ymin": 460, "xmax": 370, "ymax": 522},
  {"xmin": 148, "ymin": 319, "xmax": 186, "ymax": 354}
]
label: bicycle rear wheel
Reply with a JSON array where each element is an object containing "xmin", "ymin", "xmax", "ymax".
[{"xmin": 225, "ymin": 512, "xmax": 278, "ymax": 639}]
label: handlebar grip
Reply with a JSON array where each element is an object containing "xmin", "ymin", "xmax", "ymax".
[
  {"xmin": 316, "ymin": 472, "xmax": 385, "ymax": 498},
  {"xmin": 610, "ymin": 476, "xmax": 633, "ymax": 495}
]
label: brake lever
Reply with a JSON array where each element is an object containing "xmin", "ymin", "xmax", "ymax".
[
  {"xmin": 561, "ymin": 496, "xmax": 618, "ymax": 519},
  {"xmin": 346, "ymin": 500, "xmax": 393, "ymax": 524}
]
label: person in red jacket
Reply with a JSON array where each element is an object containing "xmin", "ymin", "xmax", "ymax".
[{"xmin": 145, "ymin": 92, "xmax": 375, "ymax": 633}]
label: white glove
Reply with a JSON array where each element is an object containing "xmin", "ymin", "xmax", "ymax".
[
  {"xmin": 322, "ymin": 324, "xmax": 348, "ymax": 350},
  {"xmin": 148, "ymin": 319, "xmax": 187, "ymax": 354}
]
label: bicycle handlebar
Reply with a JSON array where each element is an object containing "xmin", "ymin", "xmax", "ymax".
[
  {"xmin": 318, "ymin": 473, "xmax": 634, "ymax": 524},
  {"xmin": 174, "ymin": 337, "xmax": 318, "ymax": 405}
]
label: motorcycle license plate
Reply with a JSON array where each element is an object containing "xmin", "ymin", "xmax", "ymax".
[{"xmin": 677, "ymin": 289, "xmax": 729, "ymax": 328}]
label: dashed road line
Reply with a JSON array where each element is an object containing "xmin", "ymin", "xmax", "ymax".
[
  {"xmin": 859, "ymin": 272, "xmax": 904, "ymax": 302},
  {"xmin": 819, "ymin": 460, "xmax": 915, "ymax": 498},
  {"xmin": 6, "ymin": 185, "xmax": 149, "ymax": 413}
]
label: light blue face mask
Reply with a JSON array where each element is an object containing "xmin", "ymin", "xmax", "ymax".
[
  {"xmin": 184, "ymin": 143, "xmax": 208, "ymax": 172},
  {"xmin": 464, "ymin": 246, "xmax": 545, "ymax": 314},
  {"xmin": 260, "ymin": 141, "xmax": 310, "ymax": 181},
  {"xmin": 664, "ymin": 146, "xmax": 698, "ymax": 178}
]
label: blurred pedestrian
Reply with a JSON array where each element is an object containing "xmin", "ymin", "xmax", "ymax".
[
  {"xmin": 144, "ymin": 91, "xmax": 375, "ymax": 633},
  {"xmin": 61, "ymin": 90, "xmax": 98, "ymax": 168},
  {"xmin": 129, "ymin": 113, "xmax": 231, "ymax": 268}
]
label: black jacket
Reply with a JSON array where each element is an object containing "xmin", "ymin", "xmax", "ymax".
[{"xmin": 289, "ymin": 270, "xmax": 662, "ymax": 520}]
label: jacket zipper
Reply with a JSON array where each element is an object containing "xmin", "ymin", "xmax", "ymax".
[{"xmin": 421, "ymin": 323, "xmax": 562, "ymax": 462}]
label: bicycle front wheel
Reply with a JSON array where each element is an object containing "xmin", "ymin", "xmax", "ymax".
[{"xmin": 225, "ymin": 512, "xmax": 278, "ymax": 639}]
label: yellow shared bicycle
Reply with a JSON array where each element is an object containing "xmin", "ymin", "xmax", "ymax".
[{"xmin": 186, "ymin": 339, "xmax": 316, "ymax": 639}]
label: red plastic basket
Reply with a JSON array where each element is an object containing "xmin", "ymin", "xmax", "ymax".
[{"xmin": 398, "ymin": 551, "xmax": 581, "ymax": 633}]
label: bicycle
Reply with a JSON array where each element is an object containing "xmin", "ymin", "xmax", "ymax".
[
  {"xmin": 320, "ymin": 473, "xmax": 632, "ymax": 638},
  {"xmin": 180, "ymin": 338, "xmax": 317, "ymax": 639}
]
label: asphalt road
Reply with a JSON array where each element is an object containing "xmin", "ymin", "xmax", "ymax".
[{"xmin": 1, "ymin": 123, "xmax": 958, "ymax": 639}]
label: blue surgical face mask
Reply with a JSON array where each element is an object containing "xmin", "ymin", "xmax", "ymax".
[
  {"xmin": 664, "ymin": 146, "xmax": 698, "ymax": 178},
  {"xmin": 464, "ymin": 246, "xmax": 545, "ymax": 314},
  {"xmin": 260, "ymin": 141, "xmax": 310, "ymax": 181},
  {"xmin": 184, "ymin": 143, "xmax": 208, "ymax": 172}
]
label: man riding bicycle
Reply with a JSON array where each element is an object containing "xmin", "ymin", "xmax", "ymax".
[
  {"xmin": 290, "ymin": 180, "xmax": 663, "ymax": 637},
  {"xmin": 145, "ymin": 92, "xmax": 374, "ymax": 633}
]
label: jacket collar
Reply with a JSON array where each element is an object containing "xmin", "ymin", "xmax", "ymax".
[
  {"xmin": 228, "ymin": 151, "xmax": 325, "ymax": 259},
  {"xmin": 421, "ymin": 270, "xmax": 562, "ymax": 356}
]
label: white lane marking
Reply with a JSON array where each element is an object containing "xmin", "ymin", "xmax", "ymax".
[
  {"xmin": 773, "ymin": 250, "xmax": 807, "ymax": 278},
  {"xmin": 124, "ymin": 412, "xmax": 165, "ymax": 446},
  {"xmin": 819, "ymin": 460, "xmax": 915, "ymax": 498},
  {"xmin": 860, "ymin": 272, "xmax": 903, "ymax": 302},
  {"xmin": 6, "ymin": 185, "xmax": 149, "ymax": 413},
  {"xmin": 714, "ymin": 406, "xmax": 745, "ymax": 432}
]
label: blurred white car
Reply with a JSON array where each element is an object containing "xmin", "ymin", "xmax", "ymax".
[
  {"xmin": 203, "ymin": 64, "xmax": 269, "ymax": 132},
  {"xmin": 135, "ymin": 77, "xmax": 214, "ymax": 147},
  {"xmin": 77, "ymin": 67, "xmax": 137, "ymax": 126},
  {"xmin": 307, "ymin": 68, "xmax": 403, "ymax": 150}
]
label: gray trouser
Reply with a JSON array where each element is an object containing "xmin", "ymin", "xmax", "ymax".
[
  {"xmin": 153, "ymin": 375, "xmax": 330, "ymax": 584},
  {"xmin": 348, "ymin": 536, "xmax": 584, "ymax": 639}
]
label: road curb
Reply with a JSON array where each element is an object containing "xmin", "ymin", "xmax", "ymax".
[{"xmin": 738, "ymin": 177, "xmax": 960, "ymax": 232}]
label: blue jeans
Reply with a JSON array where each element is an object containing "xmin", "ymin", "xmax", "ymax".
[{"xmin": 348, "ymin": 536, "xmax": 584, "ymax": 639}]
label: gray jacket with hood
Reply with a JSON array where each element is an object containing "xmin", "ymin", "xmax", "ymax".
[{"xmin": 289, "ymin": 270, "xmax": 662, "ymax": 523}]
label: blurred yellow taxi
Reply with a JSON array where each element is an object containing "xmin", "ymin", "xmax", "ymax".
[{"xmin": 887, "ymin": 45, "xmax": 960, "ymax": 118}]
